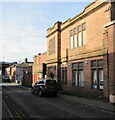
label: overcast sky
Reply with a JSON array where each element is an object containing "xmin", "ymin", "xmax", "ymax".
[{"xmin": 0, "ymin": 0, "xmax": 92, "ymax": 63}]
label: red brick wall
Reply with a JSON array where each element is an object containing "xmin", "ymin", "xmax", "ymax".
[
  {"xmin": 23, "ymin": 66, "xmax": 32, "ymax": 87},
  {"xmin": 33, "ymin": 52, "xmax": 47, "ymax": 84},
  {"xmin": 107, "ymin": 23, "xmax": 115, "ymax": 95},
  {"xmin": 60, "ymin": 1, "xmax": 112, "ymax": 99},
  {"xmin": 61, "ymin": 2, "xmax": 111, "ymax": 61}
]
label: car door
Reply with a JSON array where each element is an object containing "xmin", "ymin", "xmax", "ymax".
[
  {"xmin": 34, "ymin": 82, "xmax": 39, "ymax": 93},
  {"xmin": 35, "ymin": 80, "xmax": 44, "ymax": 93}
]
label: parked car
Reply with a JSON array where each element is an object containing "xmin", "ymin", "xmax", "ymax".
[
  {"xmin": 2, "ymin": 76, "xmax": 10, "ymax": 83},
  {"xmin": 31, "ymin": 79, "xmax": 59, "ymax": 96}
]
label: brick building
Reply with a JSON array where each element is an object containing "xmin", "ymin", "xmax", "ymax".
[
  {"xmin": 32, "ymin": 52, "xmax": 47, "ymax": 84},
  {"xmin": 5, "ymin": 62, "xmax": 17, "ymax": 82},
  {"xmin": 16, "ymin": 58, "xmax": 33, "ymax": 84},
  {"xmin": 60, "ymin": 1, "xmax": 110, "ymax": 99},
  {"xmin": 33, "ymin": 0, "xmax": 115, "ymax": 102}
]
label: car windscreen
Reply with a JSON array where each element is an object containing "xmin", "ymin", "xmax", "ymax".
[{"xmin": 46, "ymin": 80, "xmax": 56, "ymax": 84}]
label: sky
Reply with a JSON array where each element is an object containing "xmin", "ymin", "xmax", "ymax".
[{"xmin": 0, "ymin": 0, "xmax": 92, "ymax": 63}]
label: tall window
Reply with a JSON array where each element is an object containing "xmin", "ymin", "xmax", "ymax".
[
  {"xmin": 62, "ymin": 67, "xmax": 67, "ymax": 84},
  {"xmin": 49, "ymin": 37, "xmax": 55, "ymax": 55},
  {"xmin": 72, "ymin": 62, "xmax": 84, "ymax": 87},
  {"xmin": 77, "ymin": 23, "xmax": 86, "ymax": 47},
  {"xmin": 70, "ymin": 23, "xmax": 86, "ymax": 49},
  {"xmin": 91, "ymin": 60, "xmax": 103, "ymax": 90},
  {"xmin": 70, "ymin": 28, "xmax": 77, "ymax": 49}
]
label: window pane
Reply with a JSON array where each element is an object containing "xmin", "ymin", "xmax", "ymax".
[
  {"xmin": 78, "ymin": 70, "xmax": 84, "ymax": 87},
  {"xmin": 82, "ymin": 23, "xmax": 86, "ymax": 29},
  {"xmin": 78, "ymin": 62, "xmax": 83, "ymax": 68},
  {"xmin": 77, "ymin": 26, "xmax": 81, "ymax": 31},
  {"xmin": 73, "ymin": 28, "xmax": 77, "ymax": 33},
  {"xmin": 92, "ymin": 70, "xmax": 97, "ymax": 89},
  {"xmin": 70, "ymin": 30, "xmax": 72, "ymax": 35},
  {"xmin": 70, "ymin": 36, "xmax": 74, "ymax": 49},
  {"xmin": 98, "ymin": 60, "xmax": 103, "ymax": 67},
  {"xmin": 83, "ymin": 30, "xmax": 86, "ymax": 45},
  {"xmin": 62, "ymin": 70, "xmax": 64, "ymax": 80},
  {"xmin": 74, "ymin": 34, "xmax": 77, "ymax": 48},
  {"xmin": 78, "ymin": 32, "xmax": 82, "ymax": 46},
  {"xmin": 65, "ymin": 70, "xmax": 67, "ymax": 82},
  {"xmin": 62, "ymin": 70, "xmax": 67, "ymax": 84},
  {"xmin": 91, "ymin": 61, "xmax": 96, "ymax": 67},
  {"xmin": 99, "ymin": 69, "xmax": 103, "ymax": 89},
  {"xmin": 46, "ymin": 80, "xmax": 56, "ymax": 84},
  {"xmin": 72, "ymin": 63, "xmax": 77, "ymax": 69},
  {"xmin": 72, "ymin": 70, "xmax": 78, "ymax": 86},
  {"xmin": 72, "ymin": 71, "xmax": 75, "ymax": 85}
]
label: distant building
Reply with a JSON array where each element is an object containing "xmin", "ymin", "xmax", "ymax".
[
  {"xmin": 5, "ymin": 62, "xmax": 17, "ymax": 82},
  {"xmin": 0, "ymin": 62, "xmax": 11, "ymax": 77},
  {"xmin": 16, "ymin": 58, "xmax": 33, "ymax": 84}
]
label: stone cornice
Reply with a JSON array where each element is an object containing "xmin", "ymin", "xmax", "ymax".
[{"xmin": 61, "ymin": 2, "xmax": 108, "ymax": 31}]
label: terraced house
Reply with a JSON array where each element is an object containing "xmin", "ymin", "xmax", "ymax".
[{"xmin": 33, "ymin": 0, "xmax": 115, "ymax": 102}]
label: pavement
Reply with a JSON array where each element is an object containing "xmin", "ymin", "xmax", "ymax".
[
  {"xmin": 61, "ymin": 94, "xmax": 115, "ymax": 113},
  {"xmin": 1, "ymin": 82, "xmax": 115, "ymax": 113}
]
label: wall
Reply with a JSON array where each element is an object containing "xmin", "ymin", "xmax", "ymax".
[
  {"xmin": 23, "ymin": 66, "xmax": 32, "ymax": 87},
  {"xmin": 33, "ymin": 52, "xmax": 47, "ymax": 84},
  {"xmin": 60, "ymin": 1, "xmax": 112, "ymax": 100}
]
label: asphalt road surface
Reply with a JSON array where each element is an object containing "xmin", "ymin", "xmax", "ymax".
[{"xmin": 2, "ymin": 85, "xmax": 115, "ymax": 120}]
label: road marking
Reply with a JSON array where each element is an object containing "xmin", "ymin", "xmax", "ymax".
[
  {"xmin": 3, "ymin": 94, "xmax": 26, "ymax": 119},
  {"xmin": 2, "ymin": 99, "xmax": 13, "ymax": 118}
]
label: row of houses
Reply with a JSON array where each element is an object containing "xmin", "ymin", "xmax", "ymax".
[
  {"xmin": 6, "ymin": 0, "xmax": 115, "ymax": 103},
  {"xmin": 5, "ymin": 58, "xmax": 33, "ymax": 86}
]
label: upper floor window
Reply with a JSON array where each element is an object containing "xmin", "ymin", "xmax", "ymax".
[
  {"xmin": 70, "ymin": 23, "xmax": 86, "ymax": 49},
  {"xmin": 49, "ymin": 37, "xmax": 55, "ymax": 55},
  {"xmin": 73, "ymin": 28, "xmax": 77, "ymax": 33}
]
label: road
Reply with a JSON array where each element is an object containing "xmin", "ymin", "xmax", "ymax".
[{"xmin": 1, "ymin": 84, "xmax": 115, "ymax": 119}]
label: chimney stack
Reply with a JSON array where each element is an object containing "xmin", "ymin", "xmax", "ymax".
[{"xmin": 25, "ymin": 58, "xmax": 28, "ymax": 63}]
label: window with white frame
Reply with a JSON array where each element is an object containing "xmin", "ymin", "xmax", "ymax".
[{"xmin": 70, "ymin": 23, "xmax": 86, "ymax": 49}]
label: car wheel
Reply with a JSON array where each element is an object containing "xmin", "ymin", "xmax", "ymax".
[
  {"xmin": 38, "ymin": 90, "xmax": 43, "ymax": 97},
  {"xmin": 31, "ymin": 88, "xmax": 35, "ymax": 94}
]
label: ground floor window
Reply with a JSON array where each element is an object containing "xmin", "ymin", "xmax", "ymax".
[
  {"xmin": 91, "ymin": 60, "xmax": 103, "ymax": 90},
  {"xmin": 72, "ymin": 62, "xmax": 84, "ymax": 87},
  {"xmin": 47, "ymin": 66, "xmax": 56, "ymax": 79},
  {"xmin": 62, "ymin": 67, "xmax": 67, "ymax": 84}
]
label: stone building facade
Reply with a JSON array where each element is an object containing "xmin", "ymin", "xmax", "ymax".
[{"xmin": 33, "ymin": 1, "xmax": 115, "ymax": 102}]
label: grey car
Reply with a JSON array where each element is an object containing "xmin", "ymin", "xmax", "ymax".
[{"xmin": 31, "ymin": 79, "xmax": 59, "ymax": 97}]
